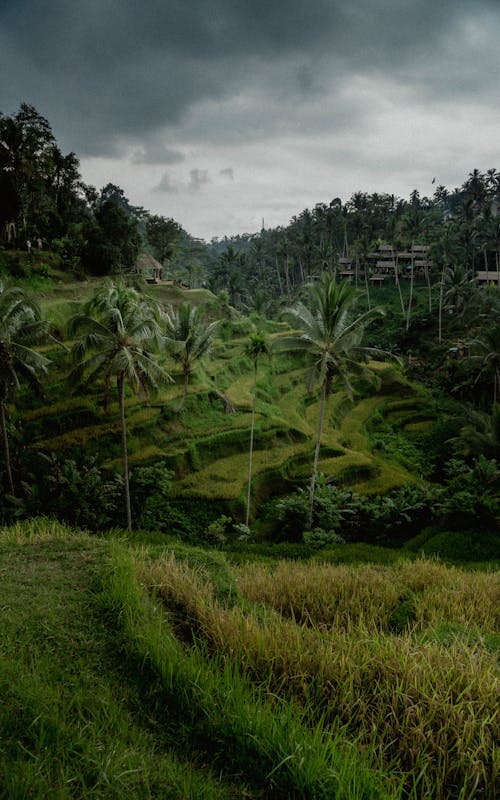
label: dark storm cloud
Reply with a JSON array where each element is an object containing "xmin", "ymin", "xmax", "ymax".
[
  {"xmin": 131, "ymin": 143, "xmax": 185, "ymax": 165},
  {"xmin": 1, "ymin": 0, "xmax": 498, "ymax": 157}
]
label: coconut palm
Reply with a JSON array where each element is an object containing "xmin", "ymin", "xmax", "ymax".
[
  {"xmin": 69, "ymin": 281, "xmax": 171, "ymax": 530},
  {"xmin": 468, "ymin": 324, "xmax": 500, "ymax": 405},
  {"xmin": 443, "ymin": 264, "xmax": 475, "ymax": 318},
  {"xmin": 429, "ymin": 224, "xmax": 463, "ymax": 343},
  {"xmin": 161, "ymin": 302, "xmax": 219, "ymax": 411},
  {"xmin": 400, "ymin": 209, "xmax": 425, "ymax": 330},
  {"xmin": 456, "ymin": 404, "xmax": 500, "ymax": 459},
  {"xmin": 276, "ymin": 275, "xmax": 385, "ymax": 527},
  {"xmin": 244, "ymin": 333, "xmax": 270, "ymax": 527},
  {"xmin": 0, "ymin": 281, "xmax": 49, "ymax": 495}
]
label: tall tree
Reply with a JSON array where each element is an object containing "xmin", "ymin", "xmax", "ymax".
[
  {"xmin": 146, "ymin": 215, "xmax": 184, "ymax": 265},
  {"xmin": 468, "ymin": 324, "xmax": 500, "ymax": 405},
  {"xmin": 429, "ymin": 223, "xmax": 463, "ymax": 343},
  {"xmin": 83, "ymin": 198, "xmax": 141, "ymax": 274},
  {"xmin": 161, "ymin": 302, "xmax": 219, "ymax": 411},
  {"xmin": 244, "ymin": 333, "xmax": 270, "ymax": 527},
  {"xmin": 0, "ymin": 103, "xmax": 56, "ymax": 239},
  {"xmin": 0, "ymin": 282, "xmax": 49, "ymax": 495},
  {"xmin": 69, "ymin": 281, "xmax": 170, "ymax": 529},
  {"xmin": 400, "ymin": 209, "xmax": 425, "ymax": 330},
  {"xmin": 277, "ymin": 275, "xmax": 384, "ymax": 527}
]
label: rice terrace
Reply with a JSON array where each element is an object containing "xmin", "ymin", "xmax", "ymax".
[{"xmin": 0, "ymin": 102, "xmax": 499, "ymax": 798}]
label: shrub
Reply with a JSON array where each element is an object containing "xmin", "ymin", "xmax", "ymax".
[{"xmin": 303, "ymin": 528, "xmax": 345, "ymax": 549}]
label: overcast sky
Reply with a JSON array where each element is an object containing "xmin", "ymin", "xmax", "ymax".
[{"xmin": 1, "ymin": 1, "xmax": 499, "ymax": 241}]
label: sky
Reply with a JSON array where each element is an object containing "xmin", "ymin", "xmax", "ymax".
[{"xmin": 1, "ymin": 1, "xmax": 499, "ymax": 241}]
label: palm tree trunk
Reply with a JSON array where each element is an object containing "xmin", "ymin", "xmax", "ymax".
[
  {"xmin": 438, "ymin": 264, "xmax": 446, "ymax": 344},
  {"xmin": 363, "ymin": 260, "xmax": 371, "ymax": 310},
  {"xmin": 275, "ymin": 256, "xmax": 283, "ymax": 294},
  {"xmin": 245, "ymin": 362, "xmax": 258, "ymax": 527},
  {"xmin": 284, "ymin": 257, "xmax": 291, "ymax": 295},
  {"xmin": 394, "ymin": 253, "xmax": 405, "ymax": 314},
  {"xmin": 308, "ymin": 378, "xmax": 327, "ymax": 529},
  {"xmin": 174, "ymin": 365, "xmax": 190, "ymax": 412},
  {"xmin": 406, "ymin": 252, "xmax": 415, "ymax": 331},
  {"xmin": 118, "ymin": 372, "xmax": 132, "ymax": 531},
  {"xmin": 425, "ymin": 264, "xmax": 432, "ymax": 312},
  {"xmin": 0, "ymin": 400, "xmax": 15, "ymax": 496}
]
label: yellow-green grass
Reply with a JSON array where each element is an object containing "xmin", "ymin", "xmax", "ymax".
[
  {"xmin": 21, "ymin": 396, "xmax": 97, "ymax": 421},
  {"xmin": 404, "ymin": 420, "xmax": 433, "ymax": 432},
  {"xmin": 39, "ymin": 406, "xmax": 162, "ymax": 450},
  {"xmin": 233, "ymin": 559, "xmax": 500, "ymax": 634},
  {"xmin": 171, "ymin": 441, "xmax": 312, "ymax": 499},
  {"xmin": 146, "ymin": 553, "xmax": 499, "ymax": 799}
]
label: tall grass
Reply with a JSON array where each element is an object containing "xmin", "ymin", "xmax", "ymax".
[
  {"xmin": 0, "ymin": 524, "xmax": 238, "ymax": 799},
  {"xmin": 146, "ymin": 554, "xmax": 499, "ymax": 799},
  {"xmin": 105, "ymin": 545, "xmax": 398, "ymax": 799},
  {"xmin": 233, "ymin": 558, "xmax": 500, "ymax": 633}
]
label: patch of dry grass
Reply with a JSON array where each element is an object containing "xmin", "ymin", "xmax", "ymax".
[{"xmin": 143, "ymin": 554, "xmax": 499, "ymax": 799}]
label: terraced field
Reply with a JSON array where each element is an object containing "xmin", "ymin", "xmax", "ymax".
[{"xmin": 15, "ymin": 283, "xmax": 437, "ymax": 515}]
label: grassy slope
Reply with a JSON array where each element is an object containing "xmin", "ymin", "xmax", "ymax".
[
  {"xmin": 3, "ymin": 519, "xmax": 495, "ymax": 799},
  {"xmin": 0, "ymin": 522, "xmax": 243, "ymax": 799},
  {"xmin": 17, "ymin": 278, "xmax": 436, "ymax": 511},
  {"xmin": 0, "ymin": 520, "xmax": 398, "ymax": 800}
]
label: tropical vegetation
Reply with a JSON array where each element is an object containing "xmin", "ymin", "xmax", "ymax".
[{"xmin": 0, "ymin": 102, "xmax": 499, "ymax": 799}]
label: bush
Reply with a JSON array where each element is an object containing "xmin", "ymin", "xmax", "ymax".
[
  {"xmin": 25, "ymin": 452, "xmax": 123, "ymax": 530},
  {"xmin": 413, "ymin": 530, "xmax": 500, "ymax": 562},
  {"xmin": 303, "ymin": 528, "xmax": 345, "ymax": 549}
]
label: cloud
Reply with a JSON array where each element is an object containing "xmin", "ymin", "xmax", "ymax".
[
  {"xmin": 219, "ymin": 167, "xmax": 234, "ymax": 181},
  {"xmin": 189, "ymin": 169, "xmax": 210, "ymax": 190},
  {"xmin": 154, "ymin": 171, "xmax": 178, "ymax": 192},
  {"xmin": 1, "ymin": 1, "xmax": 499, "ymax": 239},
  {"xmin": 132, "ymin": 143, "xmax": 185, "ymax": 165},
  {"xmin": 2, "ymin": 0, "xmax": 498, "ymax": 157}
]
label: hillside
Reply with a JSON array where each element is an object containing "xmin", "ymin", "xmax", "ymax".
[
  {"xmin": 0, "ymin": 519, "xmax": 497, "ymax": 798},
  {"xmin": 13, "ymin": 280, "xmax": 430, "ymax": 509}
]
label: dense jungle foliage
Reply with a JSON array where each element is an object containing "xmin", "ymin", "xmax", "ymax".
[
  {"xmin": 1, "ymin": 102, "xmax": 499, "ymax": 554},
  {"xmin": 1, "ymin": 103, "xmax": 499, "ymax": 800}
]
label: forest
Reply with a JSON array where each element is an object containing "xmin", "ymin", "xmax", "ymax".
[{"xmin": 0, "ymin": 103, "xmax": 498, "ymax": 799}]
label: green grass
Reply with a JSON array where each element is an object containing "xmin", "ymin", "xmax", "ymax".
[
  {"xmin": 1, "ymin": 519, "xmax": 498, "ymax": 799},
  {"xmin": 0, "ymin": 520, "xmax": 398, "ymax": 799},
  {"xmin": 0, "ymin": 523, "xmax": 244, "ymax": 798},
  {"xmin": 16, "ymin": 277, "xmax": 436, "ymax": 506}
]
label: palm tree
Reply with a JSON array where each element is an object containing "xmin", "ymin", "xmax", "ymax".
[
  {"xmin": 481, "ymin": 218, "xmax": 500, "ymax": 287},
  {"xmin": 244, "ymin": 333, "xmax": 270, "ymax": 527},
  {"xmin": 0, "ymin": 281, "xmax": 49, "ymax": 495},
  {"xmin": 352, "ymin": 234, "xmax": 372, "ymax": 309},
  {"xmin": 456, "ymin": 404, "xmax": 500, "ymax": 459},
  {"xmin": 443, "ymin": 264, "xmax": 475, "ymax": 318},
  {"xmin": 468, "ymin": 324, "xmax": 500, "ymax": 405},
  {"xmin": 400, "ymin": 210, "xmax": 425, "ymax": 331},
  {"xmin": 276, "ymin": 275, "xmax": 384, "ymax": 527},
  {"xmin": 429, "ymin": 224, "xmax": 463, "ymax": 343},
  {"xmin": 69, "ymin": 281, "xmax": 171, "ymax": 530},
  {"xmin": 161, "ymin": 302, "xmax": 219, "ymax": 411}
]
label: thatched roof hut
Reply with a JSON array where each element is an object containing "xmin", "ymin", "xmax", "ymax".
[{"xmin": 135, "ymin": 253, "xmax": 163, "ymax": 282}]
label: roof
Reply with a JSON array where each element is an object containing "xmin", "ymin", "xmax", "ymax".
[{"xmin": 135, "ymin": 253, "xmax": 163, "ymax": 272}]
